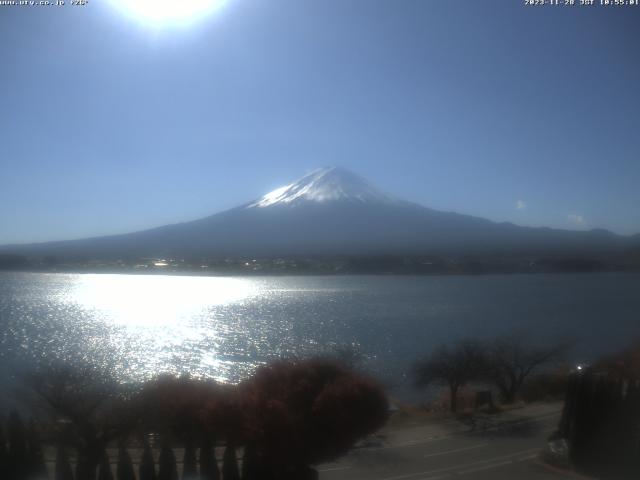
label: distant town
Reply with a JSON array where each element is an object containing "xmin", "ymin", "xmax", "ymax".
[{"xmin": 1, "ymin": 252, "xmax": 639, "ymax": 275}]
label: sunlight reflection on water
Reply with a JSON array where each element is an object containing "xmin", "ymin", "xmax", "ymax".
[
  {"xmin": 71, "ymin": 274, "xmax": 255, "ymax": 326},
  {"xmin": 68, "ymin": 274, "xmax": 263, "ymax": 383},
  {"xmin": 2, "ymin": 272, "xmax": 640, "ymax": 398}
]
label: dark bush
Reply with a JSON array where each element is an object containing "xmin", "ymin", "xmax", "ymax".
[
  {"xmin": 222, "ymin": 443, "xmax": 240, "ymax": 480},
  {"xmin": 7, "ymin": 412, "xmax": 28, "ymax": 480},
  {"xmin": 520, "ymin": 367, "xmax": 571, "ymax": 402},
  {"xmin": 98, "ymin": 450, "xmax": 114, "ymax": 480},
  {"xmin": 139, "ymin": 438, "xmax": 156, "ymax": 480},
  {"xmin": 134, "ymin": 374, "xmax": 226, "ymax": 437},
  {"xmin": 560, "ymin": 370, "xmax": 640, "ymax": 479},
  {"xmin": 182, "ymin": 438, "xmax": 197, "ymax": 478},
  {"xmin": 199, "ymin": 436, "xmax": 220, "ymax": 480},
  {"xmin": 117, "ymin": 445, "xmax": 135, "ymax": 480},
  {"xmin": 240, "ymin": 359, "xmax": 388, "ymax": 472},
  {"xmin": 0, "ymin": 422, "xmax": 7, "ymax": 480},
  {"xmin": 26, "ymin": 419, "xmax": 48, "ymax": 479},
  {"xmin": 158, "ymin": 440, "xmax": 179, "ymax": 480},
  {"xmin": 55, "ymin": 445, "xmax": 74, "ymax": 480}
]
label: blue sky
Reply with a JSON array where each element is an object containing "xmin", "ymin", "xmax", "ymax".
[{"xmin": 1, "ymin": 0, "xmax": 639, "ymax": 244}]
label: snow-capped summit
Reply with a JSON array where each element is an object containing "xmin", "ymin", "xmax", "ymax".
[{"xmin": 247, "ymin": 166, "xmax": 398, "ymax": 208}]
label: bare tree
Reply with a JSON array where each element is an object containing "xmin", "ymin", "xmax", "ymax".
[
  {"xmin": 22, "ymin": 362, "xmax": 136, "ymax": 480},
  {"xmin": 414, "ymin": 340, "xmax": 486, "ymax": 413},
  {"xmin": 485, "ymin": 336, "xmax": 573, "ymax": 404}
]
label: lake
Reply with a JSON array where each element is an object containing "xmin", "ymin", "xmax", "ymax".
[{"xmin": 1, "ymin": 271, "xmax": 639, "ymax": 400}]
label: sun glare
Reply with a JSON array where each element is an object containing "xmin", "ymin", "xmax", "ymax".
[
  {"xmin": 109, "ymin": 0, "xmax": 227, "ymax": 26},
  {"xmin": 71, "ymin": 274, "xmax": 253, "ymax": 327}
]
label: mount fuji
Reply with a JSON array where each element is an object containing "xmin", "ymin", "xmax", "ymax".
[
  {"xmin": 1, "ymin": 167, "xmax": 638, "ymax": 260},
  {"xmin": 246, "ymin": 167, "xmax": 400, "ymax": 208}
]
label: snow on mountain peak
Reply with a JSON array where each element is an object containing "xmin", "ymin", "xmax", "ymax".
[{"xmin": 247, "ymin": 167, "xmax": 398, "ymax": 208}]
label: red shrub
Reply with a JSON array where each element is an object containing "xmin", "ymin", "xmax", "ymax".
[{"xmin": 240, "ymin": 360, "xmax": 388, "ymax": 467}]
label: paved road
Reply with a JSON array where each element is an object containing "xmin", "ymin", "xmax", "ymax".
[{"xmin": 319, "ymin": 403, "xmax": 575, "ymax": 480}]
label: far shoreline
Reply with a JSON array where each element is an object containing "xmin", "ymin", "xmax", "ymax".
[{"xmin": 1, "ymin": 266, "xmax": 639, "ymax": 277}]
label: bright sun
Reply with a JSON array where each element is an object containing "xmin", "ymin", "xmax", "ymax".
[{"xmin": 110, "ymin": 0, "xmax": 227, "ymax": 25}]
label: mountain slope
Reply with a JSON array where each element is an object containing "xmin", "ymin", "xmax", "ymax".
[{"xmin": 1, "ymin": 167, "xmax": 638, "ymax": 259}]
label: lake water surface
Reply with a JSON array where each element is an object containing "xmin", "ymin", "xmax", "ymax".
[{"xmin": 1, "ymin": 272, "xmax": 639, "ymax": 399}]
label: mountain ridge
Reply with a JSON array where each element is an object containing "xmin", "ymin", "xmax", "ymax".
[{"xmin": 1, "ymin": 167, "xmax": 638, "ymax": 260}]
